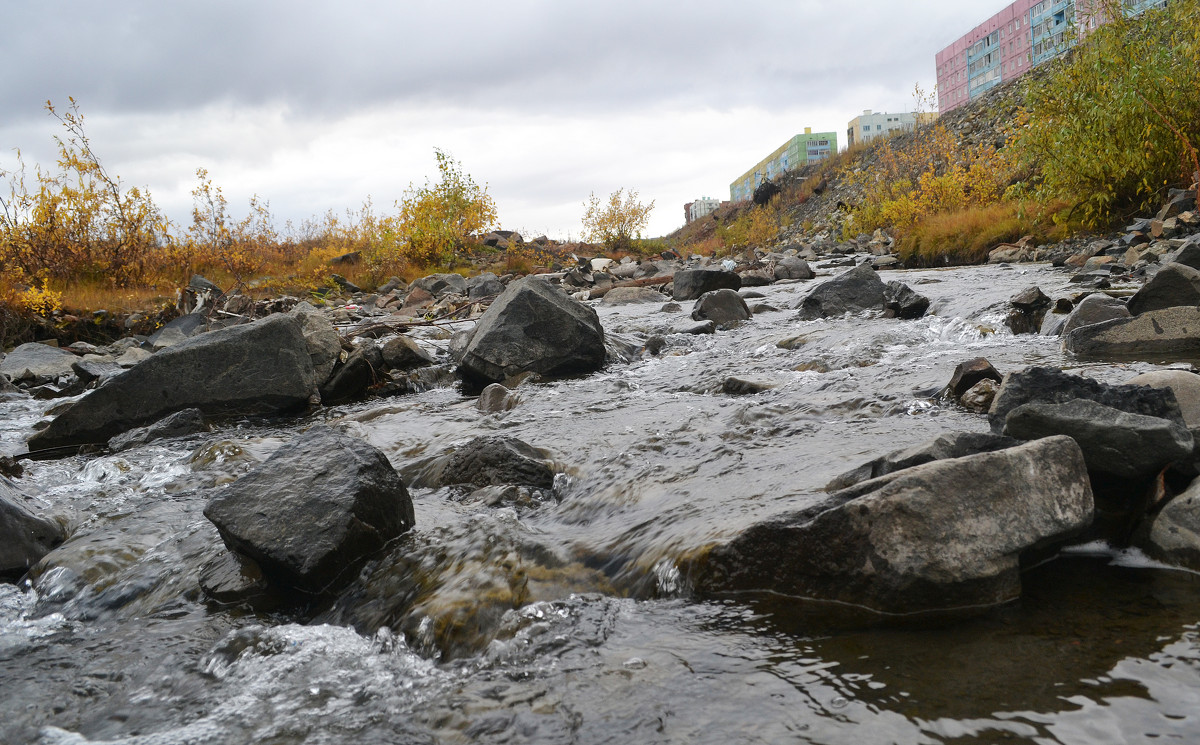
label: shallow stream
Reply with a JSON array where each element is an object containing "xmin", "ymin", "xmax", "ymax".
[{"xmin": 4, "ymin": 261, "xmax": 1200, "ymax": 744}]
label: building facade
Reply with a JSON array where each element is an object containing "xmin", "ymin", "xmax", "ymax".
[
  {"xmin": 684, "ymin": 197, "xmax": 721, "ymax": 224},
  {"xmin": 729, "ymin": 128, "xmax": 837, "ymax": 202},
  {"xmin": 936, "ymin": 0, "xmax": 1167, "ymax": 113},
  {"xmin": 846, "ymin": 110, "xmax": 939, "ymax": 147}
]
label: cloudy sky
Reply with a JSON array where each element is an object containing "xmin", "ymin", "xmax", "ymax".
[{"xmin": 0, "ymin": 1, "xmax": 1010, "ymax": 241}]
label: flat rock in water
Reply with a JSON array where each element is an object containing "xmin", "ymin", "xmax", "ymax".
[
  {"xmin": 107, "ymin": 408, "xmax": 209, "ymax": 452},
  {"xmin": 602, "ymin": 287, "xmax": 669, "ymax": 305},
  {"xmin": 407, "ymin": 436, "xmax": 554, "ymax": 490},
  {"xmin": 882, "ymin": 281, "xmax": 929, "ymax": 319},
  {"xmin": 0, "ymin": 476, "xmax": 66, "ymax": 581},
  {"xmin": 826, "ymin": 431, "xmax": 1019, "ymax": 491},
  {"xmin": 28, "ymin": 314, "xmax": 317, "ymax": 452},
  {"xmin": 987, "ymin": 366, "xmax": 1184, "ymax": 433},
  {"xmin": 458, "ymin": 277, "xmax": 605, "ymax": 386},
  {"xmin": 690, "ymin": 436, "xmax": 1093, "ymax": 616},
  {"xmin": 797, "ymin": 263, "xmax": 885, "ymax": 319},
  {"xmin": 691, "ymin": 289, "xmax": 752, "ymax": 328},
  {"xmin": 1003, "ymin": 398, "xmax": 1193, "ymax": 479},
  {"xmin": 203, "ymin": 426, "xmax": 414, "ymax": 595},
  {"xmin": 1059, "ymin": 293, "xmax": 1130, "ymax": 336},
  {"xmin": 1063, "ymin": 307, "xmax": 1200, "ymax": 360}
]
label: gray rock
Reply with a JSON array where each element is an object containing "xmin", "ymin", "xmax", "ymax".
[
  {"xmin": 691, "ymin": 289, "xmax": 752, "ymax": 328},
  {"xmin": 1003, "ymin": 398, "xmax": 1193, "ymax": 479},
  {"xmin": 988, "ymin": 366, "xmax": 1184, "ymax": 433},
  {"xmin": 478, "ymin": 383, "xmax": 519, "ymax": 413},
  {"xmin": 108, "ymin": 408, "xmax": 210, "ymax": 452},
  {"xmin": 1141, "ymin": 478, "xmax": 1200, "ymax": 570},
  {"xmin": 380, "ymin": 335, "xmax": 435, "ymax": 371},
  {"xmin": 0, "ymin": 343, "xmax": 78, "ymax": 383},
  {"xmin": 1163, "ymin": 243, "xmax": 1200, "ymax": 271},
  {"xmin": 826, "ymin": 431, "xmax": 1019, "ymax": 492},
  {"xmin": 797, "ymin": 263, "xmax": 885, "ymax": 319},
  {"xmin": 722, "ymin": 377, "xmax": 775, "ymax": 395},
  {"xmin": 692, "ymin": 437, "xmax": 1093, "ymax": 616},
  {"xmin": 1125, "ymin": 370, "xmax": 1200, "ymax": 428},
  {"xmin": 773, "ymin": 257, "xmax": 814, "ymax": 281},
  {"xmin": 960, "ymin": 379, "xmax": 1000, "ymax": 413},
  {"xmin": 1006, "ymin": 286, "xmax": 1052, "ymax": 335},
  {"xmin": 1059, "ymin": 294, "xmax": 1130, "ymax": 336},
  {"xmin": 468, "ymin": 272, "xmax": 505, "ymax": 301},
  {"xmin": 320, "ymin": 341, "xmax": 383, "ymax": 404},
  {"xmin": 1126, "ymin": 263, "xmax": 1200, "ymax": 316},
  {"xmin": 115, "ymin": 347, "xmax": 153, "ymax": 367},
  {"xmin": 602, "ymin": 287, "xmax": 669, "ymax": 305},
  {"xmin": 413, "ymin": 273, "xmax": 468, "ymax": 299},
  {"xmin": 947, "ymin": 358, "xmax": 1003, "ymax": 400},
  {"xmin": 458, "ymin": 277, "xmax": 605, "ymax": 386},
  {"xmin": 672, "ymin": 269, "xmax": 740, "ymax": 301},
  {"xmin": 290, "ymin": 301, "xmax": 342, "ymax": 385},
  {"xmin": 203, "ymin": 426, "xmax": 414, "ymax": 594},
  {"xmin": 0, "ymin": 477, "xmax": 65, "ymax": 581},
  {"xmin": 883, "ymin": 281, "xmax": 930, "ymax": 319},
  {"xmin": 1063, "ymin": 306, "xmax": 1200, "ymax": 360},
  {"xmin": 407, "ymin": 436, "xmax": 554, "ymax": 490},
  {"xmin": 147, "ymin": 313, "xmax": 210, "ymax": 350},
  {"xmin": 28, "ymin": 314, "xmax": 318, "ymax": 452}
]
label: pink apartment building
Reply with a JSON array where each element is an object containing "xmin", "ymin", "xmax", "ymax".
[{"xmin": 936, "ymin": 0, "xmax": 1036, "ymax": 113}]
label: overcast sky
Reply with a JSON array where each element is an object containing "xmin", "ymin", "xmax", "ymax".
[{"xmin": 0, "ymin": 1, "xmax": 1012, "ymax": 241}]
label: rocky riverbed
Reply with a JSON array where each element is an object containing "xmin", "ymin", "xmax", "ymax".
[{"xmin": 6, "ymin": 192, "xmax": 1200, "ymax": 741}]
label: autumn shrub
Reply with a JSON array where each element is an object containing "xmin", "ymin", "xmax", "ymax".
[
  {"xmin": 581, "ymin": 188, "xmax": 656, "ymax": 253},
  {"xmin": 1014, "ymin": 0, "xmax": 1200, "ymax": 225},
  {"xmin": 894, "ymin": 201, "xmax": 1072, "ymax": 266}
]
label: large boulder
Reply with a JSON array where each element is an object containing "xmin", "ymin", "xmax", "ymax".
[
  {"xmin": 1141, "ymin": 478, "xmax": 1200, "ymax": 570},
  {"xmin": 1125, "ymin": 262, "xmax": 1200, "ymax": 316},
  {"xmin": 691, "ymin": 289, "xmax": 752, "ymax": 328},
  {"xmin": 1, "ymin": 477, "xmax": 66, "ymax": 581},
  {"xmin": 773, "ymin": 257, "xmax": 815, "ymax": 281},
  {"xmin": 28, "ymin": 314, "xmax": 318, "ymax": 452},
  {"xmin": 988, "ymin": 366, "xmax": 1184, "ymax": 433},
  {"xmin": 413, "ymin": 273, "xmax": 468, "ymax": 299},
  {"xmin": 467, "ymin": 272, "xmax": 505, "ymax": 301},
  {"xmin": 1003, "ymin": 398, "xmax": 1193, "ymax": 480},
  {"xmin": 320, "ymin": 341, "xmax": 384, "ymax": 404},
  {"xmin": 203, "ymin": 426, "xmax": 414, "ymax": 595},
  {"xmin": 1125, "ymin": 370, "xmax": 1200, "ymax": 428},
  {"xmin": 883, "ymin": 281, "xmax": 930, "ymax": 319},
  {"xmin": 1059, "ymin": 293, "xmax": 1130, "ymax": 336},
  {"xmin": 1063, "ymin": 306, "xmax": 1200, "ymax": 360},
  {"xmin": 690, "ymin": 437, "xmax": 1093, "ymax": 615},
  {"xmin": 0, "ymin": 343, "xmax": 78, "ymax": 384},
  {"xmin": 797, "ymin": 263, "xmax": 885, "ymax": 319},
  {"xmin": 672, "ymin": 269, "xmax": 740, "ymax": 301},
  {"xmin": 457, "ymin": 277, "xmax": 605, "ymax": 386},
  {"xmin": 825, "ymin": 431, "xmax": 1019, "ymax": 491},
  {"xmin": 290, "ymin": 301, "xmax": 342, "ymax": 385}
]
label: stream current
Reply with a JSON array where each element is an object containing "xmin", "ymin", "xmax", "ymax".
[{"xmin": 4, "ymin": 261, "xmax": 1200, "ymax": 744}]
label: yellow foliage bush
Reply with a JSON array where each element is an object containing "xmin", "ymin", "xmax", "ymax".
[{"xmin": 581, "ymin": 188, "xmax": 655, "ymax": 253}]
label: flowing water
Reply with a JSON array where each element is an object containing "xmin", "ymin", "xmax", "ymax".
[{"xmin": 5, "ymin": 261, "xmax": 1200, "ymax": 744}]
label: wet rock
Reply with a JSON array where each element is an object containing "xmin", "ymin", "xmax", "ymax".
[
  {"xmin": 320, "ymin": 341, "xmax": 384, "ymax": 404},
  {"xmin": 290, "ymin": 301, "xmax": 342, "ymax": 385},
  {"xmin": 601, "ymin": 287, "xmax": 669, "ymax": 305},
  {"xmin": 1141, "ymin": 478, "xmax": 1200, "ymax": 570},
  {"xmin": 722, "ymin": 377, "xmax": 776, "ymax": 395},
  {"xmin": 1005, "ymin": 286, "xmax": 1051, "ymax": 335},
  {"xmin": 1126, "ymin": 263, "xmax": 1200, "ymax": 316},
  {"xmin": 797, "ymin": 263, "xmax": 885, "ymax": 319},
  {"xmin": 692, "ymin": 437, "xmax": 1093, "ymax": 616},
  {"xmin": 409, "ymin": 436, "xmax": 554, "ymax": 490},
  {"xmin": 882, "ymin": 281, "xmax": 930, "ymax": 319},
  {"xmin": 28, "ymin": 314, "xmax": 318, "ymax": 452},
  {"xmin": 458, "ymin": 277, "xmax": 605, "ymax": 387},
  {"xmin": 946, "ymin": 357, "xmax": 1003, "ymax": 401},
  {"xmin": 826, "ymin": 431, "xmax": 1020, "ymax": 491},
  {"xmin": 1004, "ymin": 398, "xmax": 1193, "ymax": 479},
  {"xmin": 960, "ymin": 379, "xmax": 1000, "ymax": 413},
  {"xmin": 198, "ymin": 550, "xmax": 282, "ymax": 609},
  {"xmin": 203, "ymin": 426, "xmax": 414, "ymax": 595},
  {"xmin": 660, "ymin": 302, "xmax": 682, "ymax": 313},
  {"xmin": 691, "ymin": 289, "xmax": 752, "ymax": 328},
  {"xmin": 380, "ymin": 335, "xmax": 435, "ymax": 371},
  {"xmin": 679, "ymin": 320, "xmax": 716, "ymax": 335},
  {"xmin": 108, "ymin": 408, "xmax": 209, "ymax": 452},
  {"xmin": 773, "ymin": 257, "xmax": 814, "ymax": 281},
  {"xmin": 1, "ymin": 476, "xmax": 66, "ymax": 581},
  {"xmin": 478, "ymin": 383, "xmax": 519, "ymax": 413},
  {"xmin": 988, "ymin": 366, "xmax": 1184, "ymax": 434},
  {"xmin": 1063, "ymin": 306, "xmax": 1200, "ymax": 360},
  {"xmin": 0, "ymin": 343, "xmax": 78, "ymax": 384},
  {"xmin": 672, "ymin": 269, "xmax": 741, "ymax": 301},
  {"xmin": 1059, "ymin": 294, "xmax": 1130, "ymax": 336}
]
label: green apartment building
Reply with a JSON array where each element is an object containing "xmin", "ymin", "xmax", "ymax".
[{"xmin": 730, "ymin": 128, "xmax": 838, "ymax": 202}]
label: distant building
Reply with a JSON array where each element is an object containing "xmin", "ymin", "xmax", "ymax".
[
  {"xmin": 846, "ymin": 110, "xmax": 938, "ymax": 147},
  {"xmin": 729, "ymin": 128, "xmax": 837, "ymax": 202},
  {"xmin": 936, "ymin": 0, "xmax": 1168, "ymax": 113},
  {"xmin": 686, "ymin": 197, "xmax": 721, "ymax": 224}
]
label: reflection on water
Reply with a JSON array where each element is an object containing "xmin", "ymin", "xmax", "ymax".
[{"xmin": 3, "ymin": 262, "xmax": 1200, "ymax": 743}]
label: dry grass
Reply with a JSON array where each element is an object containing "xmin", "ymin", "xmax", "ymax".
[{"xmin": 894, "ymin": 201, "xmax": 1073, "ymax": 266}]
